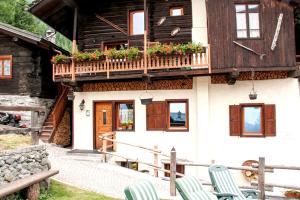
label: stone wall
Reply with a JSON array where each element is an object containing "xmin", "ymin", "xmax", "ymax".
[
  {"xmin": 0, "ymin": 145, "xmax": 50, "ymax": 185},
  {"xmin": 0, "ymin": 95, "xmax": 54, "ymax": 127}
]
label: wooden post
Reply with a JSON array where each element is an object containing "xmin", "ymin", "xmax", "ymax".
[
  {"xmin": 143, "ymin": 0, "xmax": 148, "ymax": 74},
  {"xmin": 258, "ymin": 157, "xmax": 265, "ymax": 200},
  {"xmin": 170, "ymin": 147, "xmax": 176, "ymax": 196},
  {"xmin": 26, "ymin": 183, "xmax": 40, "ymax": 200},
  {"xmin": 71, "ymin": 7, "xmax": 78, "ymax": 81},
  {"xmin": 31, "ymin": 111, "xmax": 39, "ymax": 145},
  {"xmin": 113, "ymin": 133, "xmax": 117, "ymax": 152},
  {"xmin": 153, "ymin": 145, "xmax": 158, "ymax": 177},
  {"xmin": 102, "ymin": 138, "xmax": 107, "ymax": 163}
]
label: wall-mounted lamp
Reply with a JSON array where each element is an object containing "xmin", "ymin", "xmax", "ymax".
[
  {"xmin": 67, "ymin": 88, "xmax": 75, "ymax": 101},
  {"xmin": 79, "ymin": 99, "xmax": 85, "ymax": 111}
]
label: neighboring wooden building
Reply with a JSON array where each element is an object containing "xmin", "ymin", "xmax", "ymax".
[
  {"xmin": 29, "ymin": 0, "xmax": 300, "ymax": 187},
  {"xmin": 0, "ymin": 22, "xmax": 66, "ymax": 97}
]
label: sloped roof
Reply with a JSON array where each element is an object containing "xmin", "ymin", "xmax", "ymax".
[{"xmin": 0, "ymin": 22, "xmax": 69, "ymax": 54}]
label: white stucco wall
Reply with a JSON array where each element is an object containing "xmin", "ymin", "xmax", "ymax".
[
  {"xmin": 73, "ymin": 77, "xmax": 300, "ymax": 185},
  {"xmin": 191, "ymin": 0, "xmax": 208, "ymax": 44}
]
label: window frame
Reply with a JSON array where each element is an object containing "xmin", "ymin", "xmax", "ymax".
[
  {"xmin": 170, "ymin": 6, "xmax": 184, "ymax": 16},
  {"xmin": 129, "ymin": 10, "xmax": 145, "ymax": 36},
  {"xmin": 166, "ymin": 99, "xmax": 189, "ymax": 132},
  {"xmin": 241, "ymin": 103, "xmax": 264, "ymax": 137},
  {"xmin": 234, "ymin": 2, "xmax": 262, "ymax": 40},
  {"xmin": 115, "ymin": 100, "xmax": 135, "ymax": 132},
  {"xmin": 0, "ymin": 55, "xmax": 12, "ymax": 79}
]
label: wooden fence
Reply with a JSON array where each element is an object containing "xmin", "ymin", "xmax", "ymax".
[
  {"xmin": 0, "ymin": 106, "xmax": 46, "ymax": 145},
  {"xmin": 100, "ymin": 133, "xmax": 300, "ymax": 199}
]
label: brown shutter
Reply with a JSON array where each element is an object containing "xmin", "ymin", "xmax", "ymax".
[
  {"xmin": 229, "ymin": 105, "xmax": 241, "ymax": 136},
  {"xmin": 264, "ymin": 104, "xmax": 276, "ymax": 137},
  {"xmin": 146, "ymin": 101, "xmax": 166, "ymax": 130}
]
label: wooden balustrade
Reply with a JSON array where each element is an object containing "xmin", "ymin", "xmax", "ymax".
[{"xmin": 52, "ymin": 47, "xmax": 210, "ymax": 81}]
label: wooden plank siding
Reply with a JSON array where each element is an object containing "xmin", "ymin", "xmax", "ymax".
[
  {"xmin": 207, "ymin": 0, "xmax": 296, "ymax": 72},
  {"xmin": 0, "ymin": 33, "xmax": 57, "ymax": 97},
  {"xmin": 77, "ymin": 0, "xmax": 192, "ymax": 52}
]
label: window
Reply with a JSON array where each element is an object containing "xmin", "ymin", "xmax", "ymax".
[
  {"xmin": 170, "ymin": 7, "xmax": 184, "ymax": 16},
  {"xmin": 129, "ymin": 10, "xmax": 144, "ymax": 35},
  {"xmin": 229, "ymin": 104, "xmax": 276, "ymax": 137},
  {"xmin": 146, "ymin": 100, "xmax": 188, "ymax": 131},
  {"xmin": 116, "ymin": 102, "xmax": 134, "ymax": 131},
  {"xmin": 0, "ymin": 55, "xmax": 12, "ymax": 79},
  {"xmin": 235, "ymin": 4, "xmax": 260, "ymax": 39},
  {"xmin": 242, "ymin": 106, "xmax": 263, "ymax": 136},
  {"xmin": 167, "ymin": 100, "xmax": 188, "ymax": 130},
  {"xmin": 103, "ymin": 41, "xmax": 127, "ymax": 51}
]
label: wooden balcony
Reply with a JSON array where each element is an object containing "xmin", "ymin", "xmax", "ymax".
[{"xmin": 53, "ymin": 47, "xmax": 211, "ymax": 82}]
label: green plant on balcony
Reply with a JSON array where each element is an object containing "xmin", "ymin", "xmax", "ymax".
[
  {"xmin": 73, "ymin": 50, "xmax": 105, "ymax": 62},
  {"xmin": 52, "ymin": 54, "xmax": 71, "ymax": 64},
  {"xmin": 147, "ymin": 43, "xmax": 203, "ymax": 57},
  {"xmin": 126, "ymin": 47, "xmax": 141, "ymax": 60},
  {"xmin": 105, "ymin": 48, "xmax": 126, "ymax": 60}
]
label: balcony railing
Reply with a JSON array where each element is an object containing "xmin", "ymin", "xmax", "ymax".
[{"xmin": 53, "ymin": 46, "xmax": 211, "ymax": 81}]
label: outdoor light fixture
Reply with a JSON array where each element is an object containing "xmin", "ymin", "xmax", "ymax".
[
  {"xmin": 79, "ymin": 99, "xmax": 85, "ymax": 111},
  {"xmin": 67, "ymin": 88, "xmax": 75, "ymax": 101},
  {"xmin": 249, "ymin": 69, "xmax": 257, "ymax": 100}
]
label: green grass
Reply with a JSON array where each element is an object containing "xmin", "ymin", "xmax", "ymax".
[
  {"xmin": 0, "ymin": 134, "xmax": 31, "ymax": 150},
  {"xmin": 42, "ymin": 181, "xmax": 119, "ymax": 200}
]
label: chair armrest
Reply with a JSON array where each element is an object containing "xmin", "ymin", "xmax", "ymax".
[
  {"xmin": 241, "ymin": 189, "xmax": 259, "ymax": 198},
  {"xmin": 213, "ymin": 192, "xmax": 238, "ymax": 200}
]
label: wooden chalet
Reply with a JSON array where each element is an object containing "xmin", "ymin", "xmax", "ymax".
[{"xmin": 0, "ymin": 22, "xmax": 67, "ymax": 97}]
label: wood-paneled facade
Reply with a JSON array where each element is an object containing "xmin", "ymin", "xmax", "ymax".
[
  {"xmin": 77, "ymin": 0, "xmax": 192, "ymax": 51},
  {"xmin": 0, "ymin": 28, "xmax": 63, "ymax": 97},
  {"xmin": 207, "ymin": 0, "xmax": 297, "ymax": 73}
]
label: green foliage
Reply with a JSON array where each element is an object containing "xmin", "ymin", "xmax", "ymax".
[
  {"xmin": 105, "ymin": 48, "xmax": 126, "ymax": 59},
  {"xmin": 147, "ymin": 43, "xmax": 203, "ymax": 57},
  {"xmin": 73, "ymin": 50, "xmax": 105, "ymax": 62},
  {"xmin": 39, "ymin": 188, "xmax": 53, "ymax": 200},
  {"xmin": 0, "ymin": 0, "xmax": 71, "ymax": 52},
  {"xmin": 52, "ymin": 54, "xmax": 71, "ymax": 64},
  {"xmin": 126, "ymin": 47, "xmax": 141, "ymax": 60}
]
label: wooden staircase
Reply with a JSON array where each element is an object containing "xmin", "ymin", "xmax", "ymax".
[{"xmin": 40, "ymin": 86, "xmax": 69, "ymax": 143}]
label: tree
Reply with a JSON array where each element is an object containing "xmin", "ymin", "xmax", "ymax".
[{"xmin": 0, "ymin": 0, "xmax": 71, "ymax": 52}]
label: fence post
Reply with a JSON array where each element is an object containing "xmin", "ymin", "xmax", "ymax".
[
  {"xmin": 153, "ymin": 145, "xmax": 158, "ymax": 177},
  {"xmin": 170, "ymin": 147, "xmax": 176, "ymax": 196},
  {"xmin": 258, "ymin": 157, "xmax": 265, "ymax": 200},
  {"xmin": 31, "ymin": 111, "xmax": 39, "ymax": 145},
  {"xmin": 112, "ymin": 132, "xmax": 117, "ymax": 152},
  {"xmin": 102, "ymin": 137, "xmax": 107, "ymax": 163}
]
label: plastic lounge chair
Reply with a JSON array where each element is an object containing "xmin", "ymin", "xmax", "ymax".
[
  {"xmin": 124, "ymin": 180, "xmax": 159, "ymax": 200},
  {"xmin": 208, "ymin": 165, "xmax": 258, "ymax": 200},
  {"xmin": 176, "ymin": 176, "xmax": 234, "ymax": 200}
]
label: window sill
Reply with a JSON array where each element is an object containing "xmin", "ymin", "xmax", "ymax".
[
  {"xmin": 166, "ymin": 128, "xmax": 189, "ymax": 132},
  {"xmin": 240, "ymin": 133, "xmax": 265, "ymax": 137}
]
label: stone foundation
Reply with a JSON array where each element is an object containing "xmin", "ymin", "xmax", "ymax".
[
  {"xmin": 0, "ymin": 145, "xmax": 50, "ymax": 186},
  {"xmin": 0, "ymin": 95, "xmax": 54, "ymax": 127}
]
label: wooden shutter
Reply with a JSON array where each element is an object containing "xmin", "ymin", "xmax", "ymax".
[
  {"xmin": 146, "ymin": 101, "xmax": 166, "ymax": 130},
  {"xmin": 229, "ymin": 105, "xmax": 241, "ymax": 136},
  {"xmin": 264, "ymin": 104, "xmax": 276, "ymax": 137}
]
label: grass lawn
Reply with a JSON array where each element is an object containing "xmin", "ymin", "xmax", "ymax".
[
  {"xmin": 0, "ymin": 134, "xmax": 31, "ymax": 150},
  {"xmin": 43, "ymin": 180, "xmax": 119, "ymax": 200}
]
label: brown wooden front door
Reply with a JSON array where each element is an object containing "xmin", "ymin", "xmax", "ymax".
[{"xmin": 95, "ymin": 102, "xmax": 113, "ymax": 150}]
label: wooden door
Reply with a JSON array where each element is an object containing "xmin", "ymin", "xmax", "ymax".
[{"xmin": 95, "ymin": 102, "xmax": 113, "ymax": 150}]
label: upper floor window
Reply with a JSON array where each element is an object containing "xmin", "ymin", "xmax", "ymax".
[
  {"xmin": 170, "ymin": 7, "xmax": 184, "ymax": 16},
  {"xmin": 235, "ymin": 4, "xmax": 261, "ymax": 39},
  {"xmin": 0, "ymin": 55, "xmax": 12, "ymax": 79},
  {"xmin": 129, "ymin": 10, "xmax": 144, "ymax": 35}
]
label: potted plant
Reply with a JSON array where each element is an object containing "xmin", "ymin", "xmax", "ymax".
[
  {"xmin": 105, "ymin": 48, "xmax": 126, "ymax": 60},
  {"xmin": 127, "ymin": 120, "xmax": 134, "ymax": 130},
  {"xmin": 126, "ymin": 47, "xmax": 141, "ymax": 60},
  {"xmin": 121, "ymin": 122, "xmax": 128, "ymax": 130},
  {"xmin": 73, "ymin": 50, "xmax": 105, "ymax": 62},
  {"xmin": 284, "ymin": 190, "xmax": 300, "ymax": 199},
  {"xmin": 52, "ymin": 54, "xmax": 71, "ymax": 64}
]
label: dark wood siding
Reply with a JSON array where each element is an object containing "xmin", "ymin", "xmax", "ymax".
[
  {"xmin": 77, "ymin": 0, "xmax": 192, "ymax": 52},
  {"xmin": 0, "ymin": 33, "xmax": 57, "ymax": 97},
  {"xmin": 207, "ymin": 0, "xmax": 296, "ymax": 72}
]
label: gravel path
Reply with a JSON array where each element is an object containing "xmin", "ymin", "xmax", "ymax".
[{"xmin": 47, "ymin": 145, "xmax": 174, "ymax": 199}]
